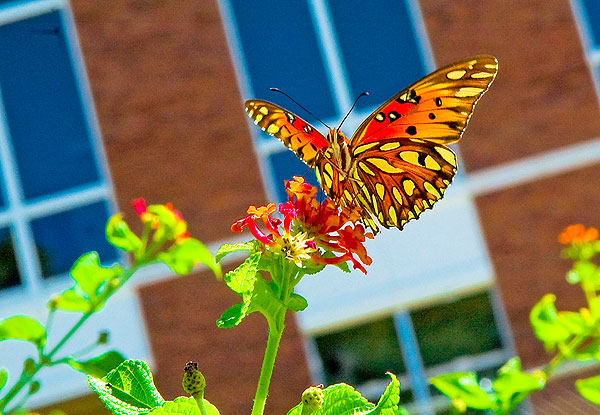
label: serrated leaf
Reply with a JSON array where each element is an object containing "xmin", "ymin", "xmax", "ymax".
[
  {"xmin": 88, "ymin": 360, "xmax": 164, "ymax": 415},
  {"xmin": 0, "ymin": 316, "xmax": 46, "ymax": 348},
  {"xmin": 215, "ymin": 241, "xmax": 256, "ymax": 263},
  {"xmin": 224, "ymin": 253, "xmax": 260, "ymax": 294},
  {"xmin": 71, "ymin": 252, "xmax": 123, "ymax": 298},
  {"xmin": 317, "ymin": 383, "xmax": 374, "ymax": 415},
  {"xmin": 287, "ymin": 293, "xmax": 308, "ymax": 312},
  {"xmin": 106, "ymin": 214, "xmax": 142, "ymax": 252},
  {"xmin": 367, "ymin": 373, "xmax": 402, "ymax": 415},
  {"xmin": 69, "ymin": 351, "xmax": 126, "ymax": 378},
  {"xmin": 430, "ymin": 372, "xmax": 493, "ymax": 410},
  {"xmin": 48, "ymin": 288, "xmax": 92, "ymax": 312},
  {"xmin": 149, "ymin": 397, "xmax": 220, "ymax": 415},
  {"xmin": 576, "ymin": 374, "xmax": 600, "ymax": 404},
  {"xmin": 158, "ymin": 238, "xmax": 221, "ymax": 277},
  {"xmin": 0, "ymin": 368, "xmax": 7, "ymax": 391}
]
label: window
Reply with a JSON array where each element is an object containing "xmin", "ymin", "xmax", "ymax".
[
  {"xmin": 572, "ymin": 0, "xmax": 600, "ymax": 97},
  {"xmin": 312, "ymin": 292, "xmax": 511, "ymax": 414},
  {"xmin": 0, "ymin": 1, "xmax": 117, "ymax": 294}
]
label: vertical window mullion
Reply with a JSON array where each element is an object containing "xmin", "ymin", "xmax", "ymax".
[
  {"xmin": 0, "ymin": 95, "xmax": 42, "ymax": 293},
  {"xmin": 307, "ymin": 0, "xmax": 353, "ymax": 116},
  {"xmin": 393, "ymin": 310, "xmax": 434, "ymax": 415}
]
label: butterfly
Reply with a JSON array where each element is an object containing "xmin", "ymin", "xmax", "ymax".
[{"xmin": 245, "ymin": 55, "xmax": 498, "ymax": 234}]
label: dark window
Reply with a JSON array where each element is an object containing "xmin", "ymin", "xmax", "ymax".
[
  {"xmin": 410, "ymin": 293, "xmax": 503, "ymax": 368},
  {"xmin": 31, "ymin": 202, "xmax": 117, "ymax": 277},
  {"xmin": 0, "ymin": 11, "xmax": 100, "ymax": 200},
  {"xmin": 328, "ymin": 0, "xmax": 426, "ymax": 110},
  {"xmin": 230, "ymin": 1, "xmax": 337, "ymax": 124},
  {"xmin": 315, "ymin": 317, "xmax": 406, "ymax": 385},
  {"xmin": 582, "ymin": 0, "xmax": 600, "ymax": 48},
  {"xmin": 0, "ymin": 227, "xmax": 19, "ymax": 289}
]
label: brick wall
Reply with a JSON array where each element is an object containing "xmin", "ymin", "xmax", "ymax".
[{"xmin": 68, "ymin": 0, "xmax": 309, "ymax": 414}]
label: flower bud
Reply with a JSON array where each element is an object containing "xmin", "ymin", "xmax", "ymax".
[
  {"xmin": 301, "ymin": 385, "xmax": 324, "ymax": 414},
  {"xmin": 182, "ymin": 361, "xmax": 206, "ymax": 396},
  {"xmin": 23, "ymin": 358, "xmax": 36, "ymax": 375},
  {"xmin": 29, "ymin": 381, "xmax": 40, "ymax": 394},
  {"xmin": 97, "ymin": 330, "xmax": 110, "ymax": 344}
]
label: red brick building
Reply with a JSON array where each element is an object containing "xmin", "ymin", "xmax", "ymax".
[{"xmin": 1, "ymin": 1, "xmax": 600, "ymax": 414}]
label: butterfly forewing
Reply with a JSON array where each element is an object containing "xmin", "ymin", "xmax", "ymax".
[
  {"xmin": 245, "ymin": 100, "xmax": 329, "ymax": 167},
  {"xmin": 350, "ymin": 55, "xmax": 498, "ymax": 146}
]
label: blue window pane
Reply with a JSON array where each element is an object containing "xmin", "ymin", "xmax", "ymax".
[
  {"xmin": 0, "ymin": 11, "xmax": 100, "ymax": 200},
  {"xmin": 31, "ymin": 202, "xmax": 117, "ymax": 277},
  {"xmin": 230, "ymin": 1, "xmax": 337, "ymax": 124},
  {"xmin": 0, "ymin": 160, "xmax": 5, "ymax": 209},
  {"xmin": 268, "ymin": 150, "xmax": 320, "ymax": 202},
  {"xmin": 582, "ymin": 0, "xmax": 600, "ymax": 48},
  {"xmin": 0, "ymin": 227, "xmax": 20, "ymax": 289},
  {"xmin": 328, "ymin": 0, "xmax": 426, "ymax": 111}
]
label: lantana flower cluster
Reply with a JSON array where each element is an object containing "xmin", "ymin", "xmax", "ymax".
[{"xmin": 232, "ymin": 177, "xmax": 373, "ymax": 273}]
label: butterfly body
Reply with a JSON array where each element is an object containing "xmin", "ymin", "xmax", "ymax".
[{"xmin": 245, "ymin": 56, "xmax": 498, "ymax": 234}]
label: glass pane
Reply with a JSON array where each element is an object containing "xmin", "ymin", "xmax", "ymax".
[
  {"xmin": 230, "ymin": 1, "xmax": 337, "ymax": 123},
  {"xmin": 268, "ymin": 150, "xmax": 319, "ymax": 202},
  {"xmin": 0, "ymin": 159, "xmax": 5, "ymax": 209},
  {"xmin": 315, "ymin": 317, "xmax": 406, "ymax": 385},
  {"xmin": 411, "ymin": 292, "xmax": 502, "ymax": 368},
  {"xmin": 582, "ymin": 0, "xmax": 600, "ymax": 48},
  {"xmin": 31, "ymin": 202, "xmax": 117, "ymax": 278},
  {"xmin": 328, "ymin": 0, "xmax": 426, "ymax": 111},
  {"xmin": 0, "ymin": 227, "xmax": 20, "ymax": 289},
  {"xmin": 0, "ymin": 11, "xmax": 100, "ymax": 200}
]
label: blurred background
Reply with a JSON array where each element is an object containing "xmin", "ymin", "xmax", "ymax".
[{"xmin": 0, "ymin": 0, "xmax": 599, "ymax": 414}]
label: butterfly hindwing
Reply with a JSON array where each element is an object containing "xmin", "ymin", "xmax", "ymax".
[
  {"xmin": 245, "ymin": 100, "xmax": 329, "ymax": 167},
  {"xmin": 350, "ymin": 55, "xmax": 498, "ymax": 146},
  {"xmin": 349, "ymin": 137, "xmax": 457, "ymax": 230}
]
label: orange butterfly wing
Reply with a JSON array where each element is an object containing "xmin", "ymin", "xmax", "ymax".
[
  {"xmin": 345, "ymin": 55, "xmax": 498, "ymax": 231},
  {"xmin": 351, "ymin": 55, "xmax": 498, "ymax": 146},
  {"xmin": 245, "ymin": 100, "xmax": 329, "ymax": 167}
]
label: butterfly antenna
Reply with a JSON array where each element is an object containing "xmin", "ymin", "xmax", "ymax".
[
  {"xmin": 270, "ymin": 88, "xmax": 330, "ymax": 129},
  {"xmin": 338, "ymin": 91, "xmax": 369, "ymax": 130}
]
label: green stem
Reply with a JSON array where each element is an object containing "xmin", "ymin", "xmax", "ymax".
[
  {"xmin": 544, "ymin": 332, "xmax": 588, "ymax": 377},
  {"xmin": 0, "ymin": 260, "xmax": 145, "ymax": 413},
  {"xmin": 251, "ymin": 311, "xmax": 286, "ymax": 415},
  {"xmin": 193, "ymin": 391, "xmax": 209, "ymax": 415}
]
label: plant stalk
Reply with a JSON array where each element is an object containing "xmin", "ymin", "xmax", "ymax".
[{"xmin": 251, "ymin": 312, "xmax": 285, "ymax": 415}]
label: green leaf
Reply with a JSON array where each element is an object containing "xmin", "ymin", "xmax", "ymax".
[
  {"xmin": 68, "ymin": 351, "xmax": 126, "ymax": 378},
  {"xmin": 557, "ymin": 311, "xmax": 587, "ymax": 335},
  {"xmin": 529, "ymin": 294, "xmax": 571, "ymax": 348},
  {"xmin": 430, "ymin": 372, "xmax": 493, "ymax": 410},
  {"xmin": 224, "ymin": 253, "xmax": 260, "ymax": 294},
  {"xmin": 492, "ymin": 358, "xmax": 545, "ymax": 411},
  {"xmin": 48, "ymin": 288, "xmax": 92, "ymax": 312},
  {"xmin": 0, "ymin": 316, "xmax": 46, "ymax": 348},
  {"xmin": 216, "ymin": 303, "xmax": 246, "ymax": 328},
  {"xmin": 158, "ymin": 238, "xmax": 221, "ymax": 277},
  {"xmin": 0, "ymin": 368, "xmax": 7, "ymax": 391},
  {"xmin": 576, "ymin": 374, "xmax": 600, "ymax": 404},
  {"xmin": 71, "ymin": 252, "xmax": 123, "ymax": 298},
  {"xmin": 149, "ymin": 397, "xmax": 220, "ymax": 415},
  {"xmin": 366, "ymin": 373, "xmax": 405, "ymax": 415},
  {"xmin": 317, "ymin": 383, "xmax": 374, "ymax": 415},
  {"xmin": 88, "ymin": 360, "xmax": 164, "ymax": 415},
  {"xmin": 215, "ymin": 241, "xmax": 256, "ymax": 263},
  {"xmin": 287, "ymin": 293, "xmax": 308, "ymax": 312},
  {"xmin": 106, "ymin": 214, "xmax": 142, "ymax": 252}
]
